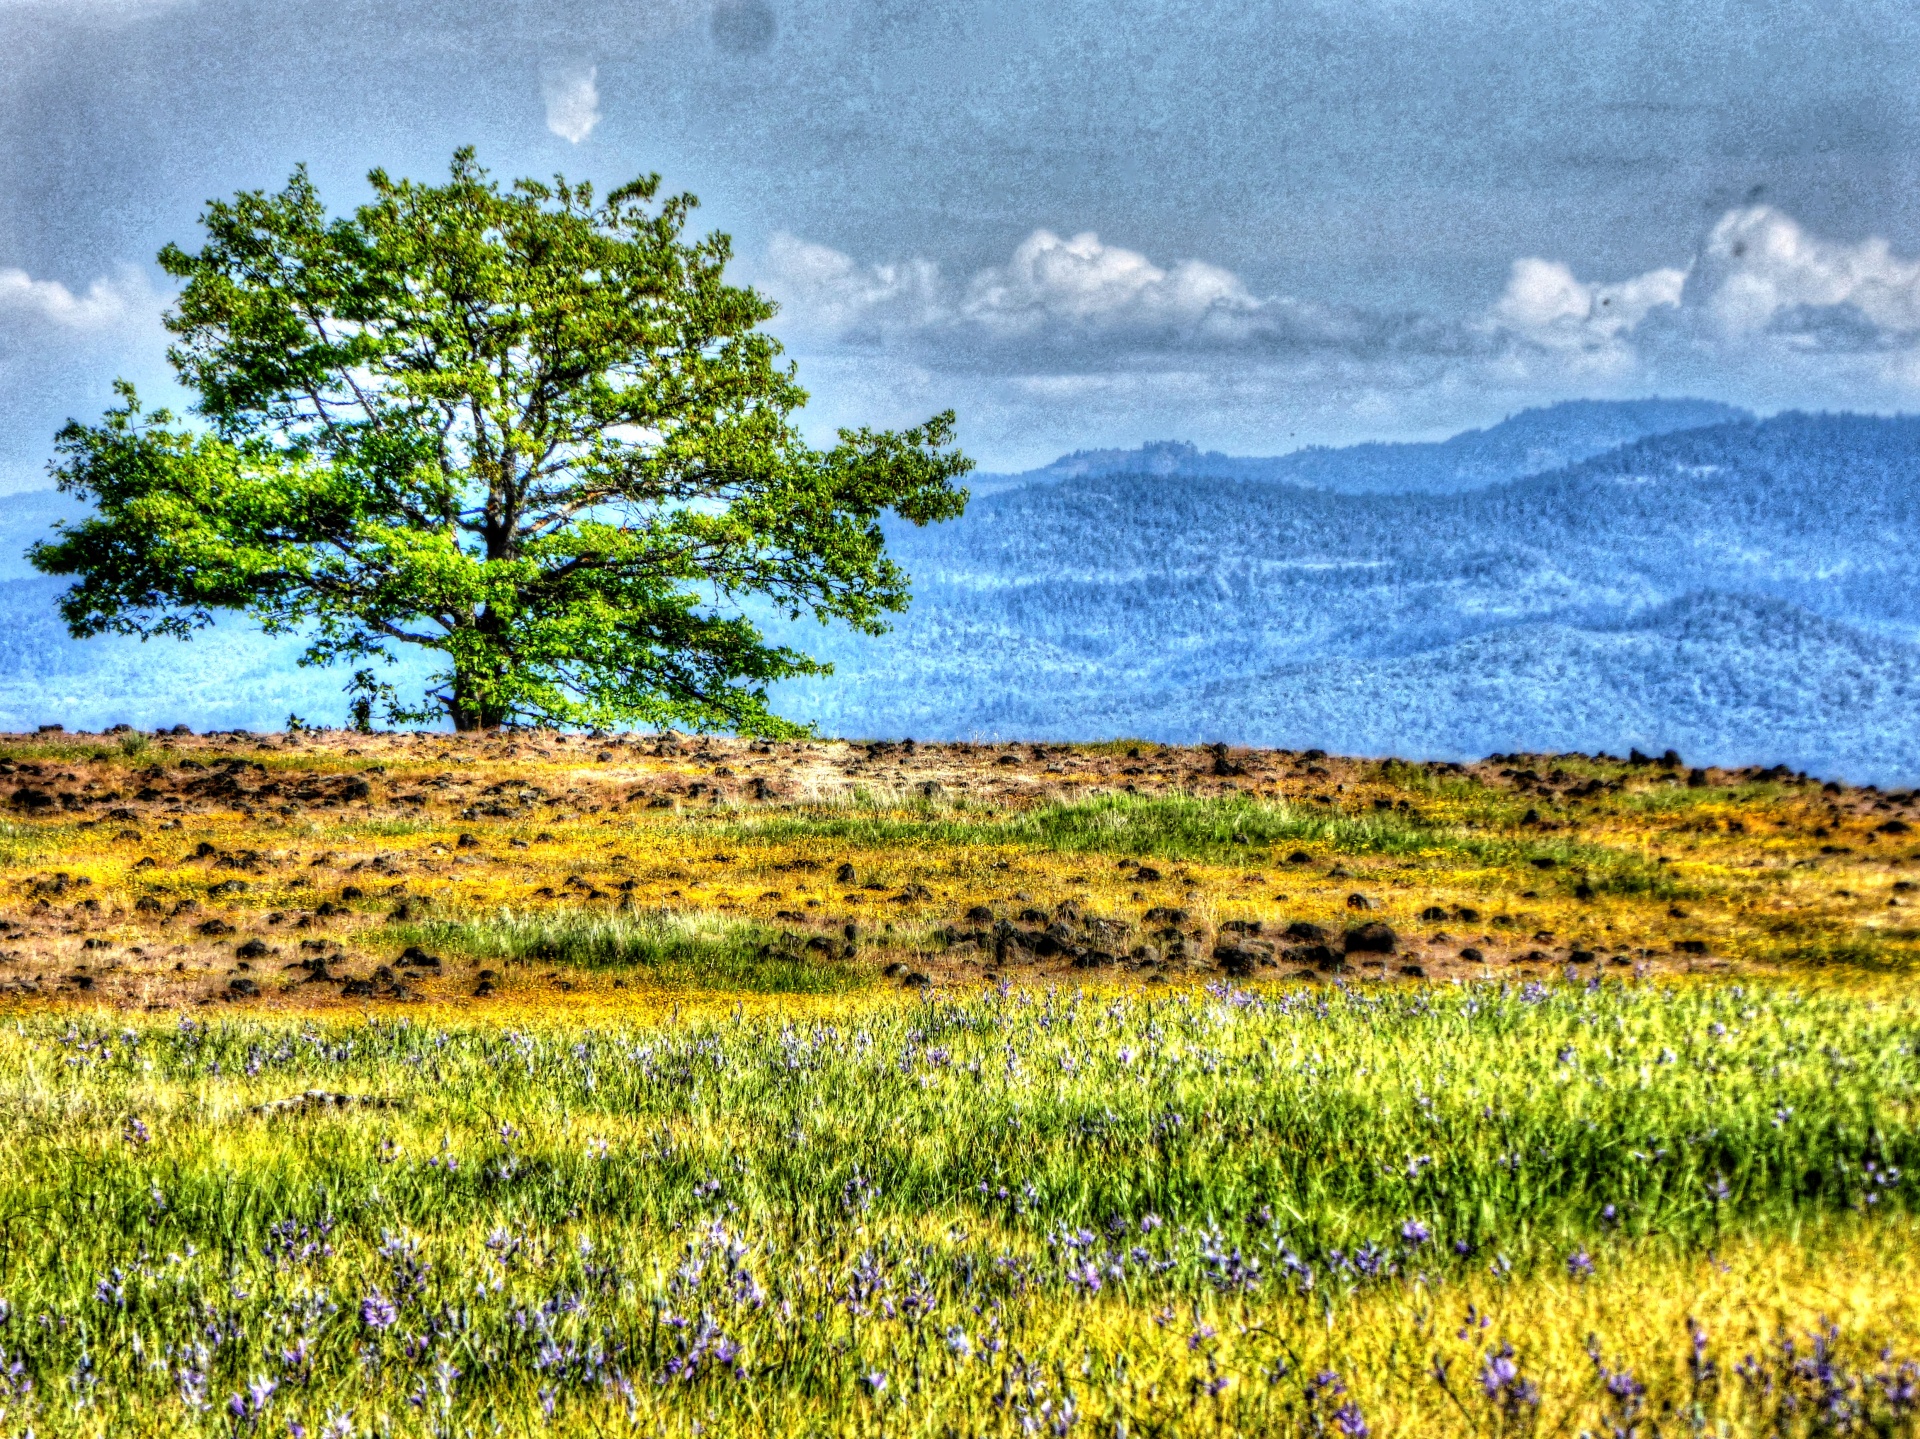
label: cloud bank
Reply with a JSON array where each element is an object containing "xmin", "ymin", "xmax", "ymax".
[
  {"xmin": 8, "ymin": 206, "xmax": 1920, "ymax": 483},
  {"xmin": 757, "ymin": 206, "xmax": 1920, "ymax": 458}
]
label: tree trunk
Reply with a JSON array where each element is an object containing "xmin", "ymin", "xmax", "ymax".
[
  {"xmin": 448, "ymin": 667, "xmax": 505, "ymax": 731},
  {"xmin": 449, "ymin": 606, "xmax": 509, "ymax": 731}
]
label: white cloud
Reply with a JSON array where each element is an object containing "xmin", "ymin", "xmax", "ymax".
[
  {"xmin": 0, "ymin": 264, "xmax": 171, "ymax": 475},
  {"xmin": 1491, "ymin": 257, "xmax": 1687, "ymax": 350},
  {"xmin": 761, "ymin": 207, "xmax": 1920, "ymax": 461},
  {"xmin": 961, "ymin": 229, "xmax": 1258, "ymax": 336},
  {"xmin": 542, "ymin": 63, "xmax": 600, "ymax": 145},
  {"xmin": 0, "ymin": 267, "xmax": 149, "ymax": 336},
  {"xmin": 1691, "ymin": 206, "xmax": 1920, "ymax": 339},
  {"xmin": 762, "ymin": 232, "xmax": 942, "ymax": 337},
  {"xmin": 760, "ymin": 227, "xmax": 1385, "ymax": 357}
]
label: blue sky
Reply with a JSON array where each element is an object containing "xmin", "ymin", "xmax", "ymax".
[{"xmin": 4, "ymin": 0, "xmax": 1920, "ymax": 481}]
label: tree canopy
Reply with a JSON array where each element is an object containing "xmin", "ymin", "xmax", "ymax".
[{"xmin": 31, "ymin": 149, "xmax": 970, "ymax": 732}]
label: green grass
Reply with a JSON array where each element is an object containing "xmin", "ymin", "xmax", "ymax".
[
  {"xmin": 0, "ymin": 978, "xmax": 1914, "ymax": 1433},
  {"xmin": 385, "ymin": 906, "xmax": 866, "ymax": 994},
  {"xmin": 718, "ymin": 790, "xmax": 1682, "ymax": 896}
]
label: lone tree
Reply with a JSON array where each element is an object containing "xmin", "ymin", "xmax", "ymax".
[{"xmin": 31, "ymin": 150, "xmax": 969, "ymax": 732}]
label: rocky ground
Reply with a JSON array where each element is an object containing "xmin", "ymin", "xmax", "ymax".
[{"xmin": 0, "ymin": 725, "xmax": 1914, "ymax": 1009}]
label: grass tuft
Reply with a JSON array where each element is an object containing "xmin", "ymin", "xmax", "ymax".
[{"xmin": 386, "ymin": 907, "xmax": 864, "ymax": 994}]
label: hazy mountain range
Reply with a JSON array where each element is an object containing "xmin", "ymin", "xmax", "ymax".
[
  {"xmin": 1, "ymin": 399, "xmax": 1916, "ymax": 782},
  {"xmin": 974, "ymin": 398, "xmax": 1752, "ymax": 494}
]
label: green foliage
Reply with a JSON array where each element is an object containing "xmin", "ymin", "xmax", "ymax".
[{"xmin": 31, "ymin": 150, "xmax": 970, "ymax": 732}]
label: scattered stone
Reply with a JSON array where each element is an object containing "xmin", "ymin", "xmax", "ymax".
[{"xmin": 1344, "ymin": 922, "xmax": 1397, "ymax": 955}]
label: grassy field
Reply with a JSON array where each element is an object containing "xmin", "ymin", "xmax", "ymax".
[{"xmin": 0, "ymin": 729, "xmax": 1914, "ymax": 1434}]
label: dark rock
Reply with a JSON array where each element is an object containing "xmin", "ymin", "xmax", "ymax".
[
  {"xmin": 196, "ymin": 918, "xmax": 235, "ymax": 937},
  {"xmin": 965, "ymin": 905, "xmax": 994, "ymax": 923},
  {"xmin": 1134, "ymin": 866, "xmax": 1163, "ymax": 882},
  {"xmin": 1282, "ymin": 943, "xmax": 1339, "ymax": 970},
  {"xmin": 1214, "ymin": 944, "xmax": 1267, "ymax": 977},
  {"xmin": 1419, "ymin": 906, "xmax": 1448, "ymax": 921},
  {"xmin": 227, "ymin": 978, "xmax": 260, "ymax": 998},
  {"xmin": 835, "ymin": 862, "xmax": 856, "ymax": 884},
  {"xmin": 1285, "ymin": 851, "xmax": 1313, "ymax": 865},
  {"xmin": 1460, "ymin": 946, "xmax": 1485, "ymax": 962},
  {"xmin": 1284, "ymin": 920, "xmax": 1327, "ymax": 943},
  {"xmin": 1400, "ymin": 964, "xmax": 1426, "ymax": 978},
  {"xmin": 235, "ymin": 939, "xmax": 270, "ymax": 959},
  {"xmin": 1143, "ymin": 906, "xmax": 1189, "ymax": 924},
  {"xmin": 1345, "ymin": 893, "xmax": 1374, "ymax": 911},
  {"xmin": 1344, "ymin": 922, "xmax": 1397, "ymax": 954}
]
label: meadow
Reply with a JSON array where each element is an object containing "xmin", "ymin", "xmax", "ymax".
[{"xmin": 0, "ymin": 729, "xmax": 1914, "ymax": 1435}]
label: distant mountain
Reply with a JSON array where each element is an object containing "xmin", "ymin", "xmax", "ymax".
[
  {"xmin": 2, "ymin": 404, "xmax": 1917, "ymax": 782},
  {"xmin": 766, "ymin": 410, "xmax": 1920, "ymax": 782},
  {"xmin": 980, "ymin": 397, "xmax": 1752, "ymax": 495}
]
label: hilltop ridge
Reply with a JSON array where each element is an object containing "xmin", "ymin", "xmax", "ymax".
[{"xmin": 980, "ymin": 396, "xmax": 1752, "ymax": 494}]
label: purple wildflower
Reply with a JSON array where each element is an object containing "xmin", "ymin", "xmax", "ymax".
[
  {"xmin": 1332, "ymin": 1400, "xmax": 1370, "ymax": 1436},
  {"xmin": 359, "ymin": 1291, "xmax": 399, "ymax": 1330}
]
